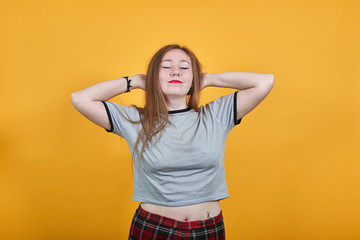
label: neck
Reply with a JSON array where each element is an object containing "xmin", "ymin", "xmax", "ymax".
[{"xmin": 165, "ymin": 95, "xmax": 188, "ymax": 111}]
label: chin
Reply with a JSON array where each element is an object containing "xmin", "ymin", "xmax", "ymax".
[{"xmin": 163, "ymin": 88, "xmax": 186, "ymax": 94}]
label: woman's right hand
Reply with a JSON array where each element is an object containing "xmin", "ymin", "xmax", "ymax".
[
  {"xmin": 130, "ymin": 74, "xmax": 146, "ymax": 90},
  {"xmin": 71, "ymin": 74, "xmax": 146, "ymax": 131}
]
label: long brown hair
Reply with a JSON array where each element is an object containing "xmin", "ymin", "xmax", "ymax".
[{"xmin": 133, "ymin": 44, "xmax": 202, "ymax": 163}]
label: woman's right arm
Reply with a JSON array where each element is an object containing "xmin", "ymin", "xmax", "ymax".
[{"xmin": 71, "ymin": 75, "xmax": 145, "ymax": 130}]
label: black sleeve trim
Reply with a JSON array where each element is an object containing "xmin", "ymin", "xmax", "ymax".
[
  {"xmin": 233, "ymin": 91, "xmax": 242, "ymax": 125},
  {"xmin": 102, "ymin": 101, "xmax": 114, "ymax": 132}
]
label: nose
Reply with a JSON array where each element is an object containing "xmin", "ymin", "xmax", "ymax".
[{"xmin": 171, "ymin": 68, "xmax": 180, "ymax": 77}]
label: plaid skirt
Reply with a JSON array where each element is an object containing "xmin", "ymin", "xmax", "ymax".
[{"xmin": 128, "ymin": 204, "xmax": 225, "ymax": 240}]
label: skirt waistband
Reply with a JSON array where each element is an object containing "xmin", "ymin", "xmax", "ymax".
[{"xmin": 136, "ymin": 204, "xmax": 223, "ymax": 229}]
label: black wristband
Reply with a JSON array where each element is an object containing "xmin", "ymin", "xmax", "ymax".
[{"xmin": 124, "ymin": 76, "xmax": 132, "ymax": 93}]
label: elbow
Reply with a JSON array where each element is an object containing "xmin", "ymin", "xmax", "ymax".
[
  {"xmin": 71, "ymin": 91, "xmax": 81, "ymax": 108},
  {"xmin": 265, "ymin": 73, "xmax": 275, "ymax": 91},
  {"xmin": 268, "ymin": 73, "xmax": 275, "ymax": 86},
  {"xmin": 257, "ymin": 74, "xmax": 275, "ymax": 94}
]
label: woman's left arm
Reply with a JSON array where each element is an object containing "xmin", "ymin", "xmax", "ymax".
[{"xmin": 202, "ymin": 72, "xmax": 275, "ymax": 120}]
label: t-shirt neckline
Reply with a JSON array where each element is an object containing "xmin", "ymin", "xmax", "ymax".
[{"xmin": 168, "ymin": 107, "xmax": 191, "ymax": 114}]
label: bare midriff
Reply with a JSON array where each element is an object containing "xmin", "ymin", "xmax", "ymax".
[{"xmin": 140, "ymin": 201, "xmax": 221, "ymax": 222}]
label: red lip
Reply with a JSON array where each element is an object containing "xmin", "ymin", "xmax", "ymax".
[{"xmin": 169, "ymin": 80, "xmax": 182, "ymax": 84}]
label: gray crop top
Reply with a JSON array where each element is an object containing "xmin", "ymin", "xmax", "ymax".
[{"xmin": 102, "ymin": 91, "xmax": 241, "ymax": 207}]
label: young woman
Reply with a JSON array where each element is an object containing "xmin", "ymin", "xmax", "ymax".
[{"xmin": 71, "ymin": 44, "xmax": 274, "ymax": 239}]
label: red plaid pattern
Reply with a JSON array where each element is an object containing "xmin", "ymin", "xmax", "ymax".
[{"xmin": 129, "ymin": 205, "xmax": 225, "ymax": 239}]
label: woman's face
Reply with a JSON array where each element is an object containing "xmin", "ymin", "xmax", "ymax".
[{"xmin": 159, "ymin": 49, "xmax": 193, "ymax": 98}]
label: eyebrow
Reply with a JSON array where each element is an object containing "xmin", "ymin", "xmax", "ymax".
[{"xmin": 162, "ymin": 59, "xmax": 191, "ymax": 64}]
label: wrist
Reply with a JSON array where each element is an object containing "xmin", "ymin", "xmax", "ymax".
[
  {"xmin": 123, "ymin": 76, "xmax": 132, "ymax": 93},
  {"xmin": 204, "ymin": 73, "xmax": 215, "ymax": 87}
]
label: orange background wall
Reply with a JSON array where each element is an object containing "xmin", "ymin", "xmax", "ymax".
[{"xmin": 1, "ymin": 0, "xmax": 359, "ymax": 239}]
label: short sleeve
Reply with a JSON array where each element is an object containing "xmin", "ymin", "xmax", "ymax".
[
  {"xmin": 205, "ymin": 91, "xmax": 242, "ymax": 132},
  {"xmin": 102, "ymin": 101, "xmax": 140, "ymax": 137}
]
